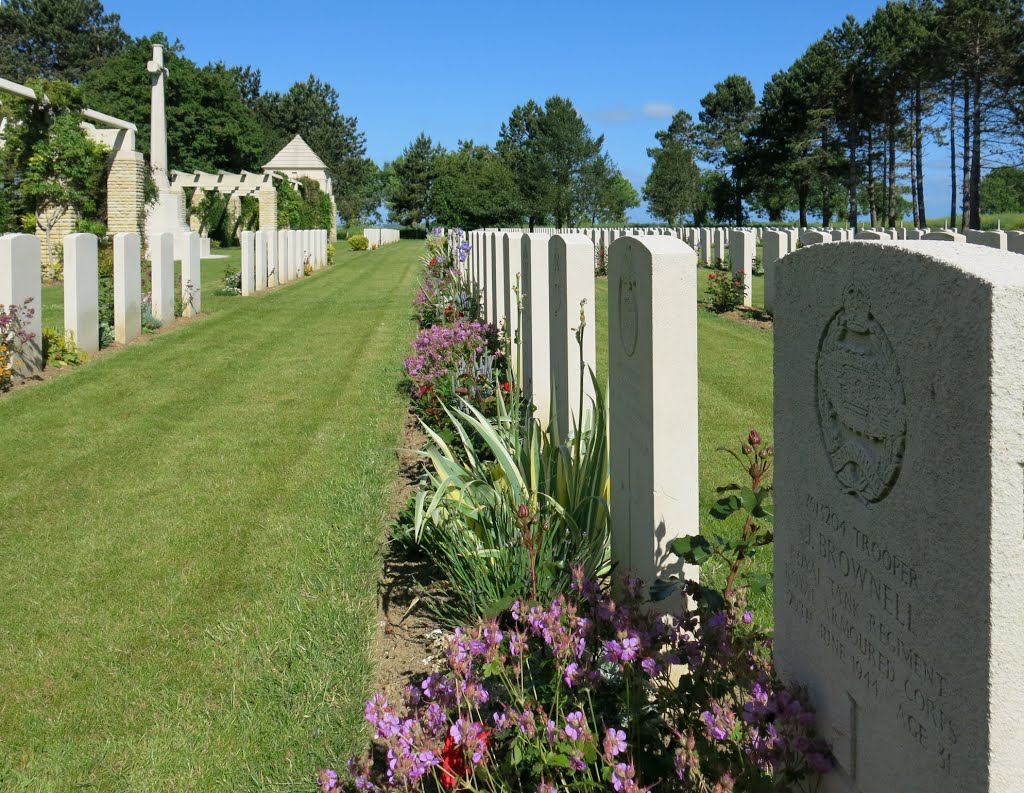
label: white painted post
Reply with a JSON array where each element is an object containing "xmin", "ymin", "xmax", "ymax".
[
  {"xmin": 521, "ymin": 232, "xmax": 552, "ymax": 427},
  {"xmin": 549, "ymin": 233, "xmax": 597, "ymax": 439},
  {"xmin": 63, "ymin": 233, "xmax": 100, "ymax": 353},
  {"xmin": 113, "ymin": 232, "xmax": 142, "ymax": 344},
  {"xmin": 240, "ymin": 230, "xmax": 255, "ymax": 296},
  {"xmin": 0, "ymin": 233, "xmax": 43, "ymax": 372},
  {"xmin": 178, "ymin": 231, "xmax": 201, "ymax": 317},
  {"xmin": 608, "ymin": 235, "xmax": 698, "ymax": 592},
  {"xmin": 151, "ymin": 232, "xmax": 174, "ymax": 324}
]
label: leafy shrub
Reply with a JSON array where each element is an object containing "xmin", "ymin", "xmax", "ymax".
[
  {"xmin": 410, "ymin": 378, "xmax": 609, "ymax": 627},
  {"xmin": 42, "ymin": 326, "xmax": 87, "ymax": 367},
  {"xmin": 320, "ymin": 435, "xmax": 832, "ymax": 793},
  {"xmin": 75, "ymin": 218, "xmax": 107, "ymax": 238},
  {"xmin": 348, "ymin": 235, "xmax": 369, "ymax": 251},
  {"xmin": 404, "ymin": 318, "xmax": 506, "ymax": 432},
  {"xmin": 327, "ymin": 242, "xmax": 335, "ymax": 266},
  {"xmin": 704, "ymin": 270, "xmax": 744, "ymax": 313},
  {"xmin": 304, "ymin": 263, "xmax": 313, "ymax": 277},
  {"xmin": 0, "ymin": 297, "xmax": 37, "ymax": 390},
  {"xmin": 141, "ymin": 292, "xmax": 162, "ymax": 331},
  {"xmin": 595, "ymin": 240, "xmax": 608, "ymax": 276},
  {"xmin": 415, "ymin": 228, "xmax": 481, "ymax": 327},
  {"xmin": 214, "ymin": 266, "xmax": 242, "ymax": 296},
  {"xmin": 97, "ymin": 278, "xmax": 114, "ymax": 347}
]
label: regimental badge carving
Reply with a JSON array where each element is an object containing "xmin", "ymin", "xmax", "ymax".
[
  {"xmin": 618, "ymin": 245, "xmax": 639, "ymax": 357},
  {"xmin": 816, "ymin": 285, "xmax": 906, "ymax": 503}
]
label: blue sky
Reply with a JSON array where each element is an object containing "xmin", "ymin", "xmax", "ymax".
[{"xmin": 112, "ymin": 0, "xmax": 955, "ymax": 223}]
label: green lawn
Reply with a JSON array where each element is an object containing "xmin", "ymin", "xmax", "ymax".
[
  {"xmin": 1, "ymin": 241, "xmax": 419, "ymax": 792},
  {"xmin": 595, "ymin": 276, "xmax": 774, "ymax": 621},
  {"xmin": 41, "ymin": 248, "xmax": 247, "ymax": 332}
]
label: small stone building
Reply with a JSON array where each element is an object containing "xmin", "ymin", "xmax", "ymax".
[{"xmin": 262, "ymin": 135, "xmax": 337, "ymax": 240}]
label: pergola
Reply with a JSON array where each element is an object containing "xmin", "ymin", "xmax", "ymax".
[{"xmin": 169, "ymin": 169, "xmax": 302, "ymax": 233}]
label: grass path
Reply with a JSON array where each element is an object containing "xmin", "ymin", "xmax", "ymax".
[{"xmin": 0, "ymin": 241, "xmax": 420, "ymax": 792}]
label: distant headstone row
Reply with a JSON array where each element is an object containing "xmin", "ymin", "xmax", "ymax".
[
  {"xmin": 467, "ymin": 226, "xmax": 1024, "ymax": 792},
  {"xmin": 238, "ymin": 229, "xmax": 330, "ymax": 296},
  {"xmin": 361, "ymin": 228, "xmax": 400, "ymax": 247},
  {"xmin": 466, "ymin": 228, "xmax": 700, "ymax": 594},
  {"xmin": 0, "ymin": 227, "xmax": 329, "ymax": 371}
]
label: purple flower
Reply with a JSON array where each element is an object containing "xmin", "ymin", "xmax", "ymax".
[
  {"xmin": 603, "ymin": 728, "xmax": 627, "ymax": 758},
  {"xmin": 563, "ymin": 710, "xmax": 586, "ymax": 741}
]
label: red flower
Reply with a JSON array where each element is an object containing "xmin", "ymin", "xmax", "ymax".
[
  {"xmin": 708, "ymin": 273, "xmax": 716, "ymax": 279},
  {"xmin": 501, "ymin": 381, "xmax": 511, "ymax": 393},
  {"xmin": 440, "ymin": 734, "xmax": 467, "ymax": 789},
  {"xmin": 440, "ymin": 728, "xmax": 493, "ymax": 789},
  {"xmin": 429, "ymin": 257, "xmax": 438, "ymax": 266}
]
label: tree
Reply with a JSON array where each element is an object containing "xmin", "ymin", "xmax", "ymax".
[
  {"xmin": 387, "ymin": 133, "xmax": 443, "ymax": 227},
  {"xmin": 496, "ymin": 100, "xmax": 546, "ymax": 229},
  {"xmin": 0, "ymin": 0, "xmax": 128, "ymax": 83},
  {"xmin": 80, "ymin": 36, "xmax": 265, "ymax": 173},
  {"xmin": 644, "ymin": 110, "xmax": 701, "ymax": 224},
  {"xmin": 534, "ymin": 96, "xmax": 604, "ymax": 227},
  {"xmin": 593, "ymin": 172, "xmax": 639, "ymax": 225},
  {"xmin": 1, "ymin": 81, "xmax": 107, "ymax": 254},
  {"xmin": 429, "ymin": 142, "xmax": 522, "ymax": 230},
  {"xmin": 697, "ymin": 76, "xmax": 756, "ymax": 223},
  {"xmin": 980, "ymin": 165, "xmax": 1024, "ymax": 212}
]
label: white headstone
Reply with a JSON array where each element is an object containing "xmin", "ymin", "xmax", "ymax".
[
  {"xmin": 608, "ymin": 235, "xmax": 698, "ymax": 593},
  {"xmin": 178, "ymin": 231, "xmax": 201, "ymax": 317},
  {"xmin": 503, "ymin": 232, "xmax": 523, "ymax": 369},
  {"xmin": 0, "ymin": 233, "xmax": 43, "ymax": 372},
  {"xmin": 63, "ymin": 233, "xmax": 100, "ymax": 353},
  {"xmin": 521, "ymin": 233, "xmax": 552, "ymax": 428},
  {"xmin": 254, "ymin": 230, "xmax": 268, "ymax": 292},
  {"xmin": 729, "ymin": 229, "xmax": 756, "ymax": 306},
  {"xmin": 774, "ymin": 240, "xmax": 1024, "ymax": 793},
  {"xmin": 113, "ymin": 232, "xmax": 142, "ymax": 344},
  {"xmin": 549, "ymin": 234, "xmax": 596, "ymax": 439},
  {"xmin": 151, "ymin": 232, "xmax": 174, "ymax": 324},
  {"xmin": 240, "ymin": 231, "xmax": 255, "ymax": 296},
  {"xmin": 762, "ymin": 229, "xmax": 788, "ymax": 315}
]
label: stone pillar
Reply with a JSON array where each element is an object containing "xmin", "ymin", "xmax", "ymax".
[
  {"xmin": 147, "ymin": 45, "xmax": 170, "ymax": 189},
  {"xmin": 521, "ymin": 233, "xmax": 551, "ymax": 428},
  {"xmin": 177, "ymin": 231, "xmax": 201, "ymax": 317},
  {"xmin": 151, "ymin": 232, "xmax": 174, "ymax": 324},
  {"xmin": 328, "ymin": 197, "xmax": 337, "ymax": 242},
  {"xmin": 549, "ymin": 233, "xmax": 596, "ymax": 439},
  {"xmin": 113, "ymin": 232, "xmax": 142, "ymax": 344},
  {"xmin": 729, "ymin": 229, "xmax": 756, "ymax": 306},
  {"xmin": 0, "ymin": 234, "xmax": 43, "ymax": 373},
  {"xmin": 608, "ymin": 235, "xmax": 698, "ymax": 593},
  {"xmin": 258, "ymin": 187, "xmax": 278, "ymax": 233},
  {"xmin": 503, "ymin": 232, "xmax": 523, "ymax": 370},
  {"xmin": 240, "ymin": 231, "xmax": 255, "ymax": 296},
  {"xmin": 63, "ymin": 233, "xmax": 100, "ymax": 353},
  {"xmin": 189, "ymin": 189, "xmax": 206, "ymax": 233},
  {"xmin": 106, "ymin": 149, "xmax": 146, "ymax": 237}
]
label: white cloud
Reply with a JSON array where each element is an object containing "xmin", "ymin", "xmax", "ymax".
[{"xmin": 642, "ymin": 102, "xmax": 675, "ymax": 119}]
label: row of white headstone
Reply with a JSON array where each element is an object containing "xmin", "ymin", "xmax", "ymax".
[
  {"xmin": 237, "ymin": 228, "xmax": 329, "ymax": 297},
  {"xmin": 464, "ymin": 229, "xmax": 700, "ymax": 593},
  {"xmin": 470, "ymin": 225, "xmax": 1024, "ymax": 792},
  {"xmin": 361, "ymin": 228, "xmax": 400, "ymax": 247},
  {"xmin": 0, "ymin": 230, "xmax": 205, "ymax": 366}
]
